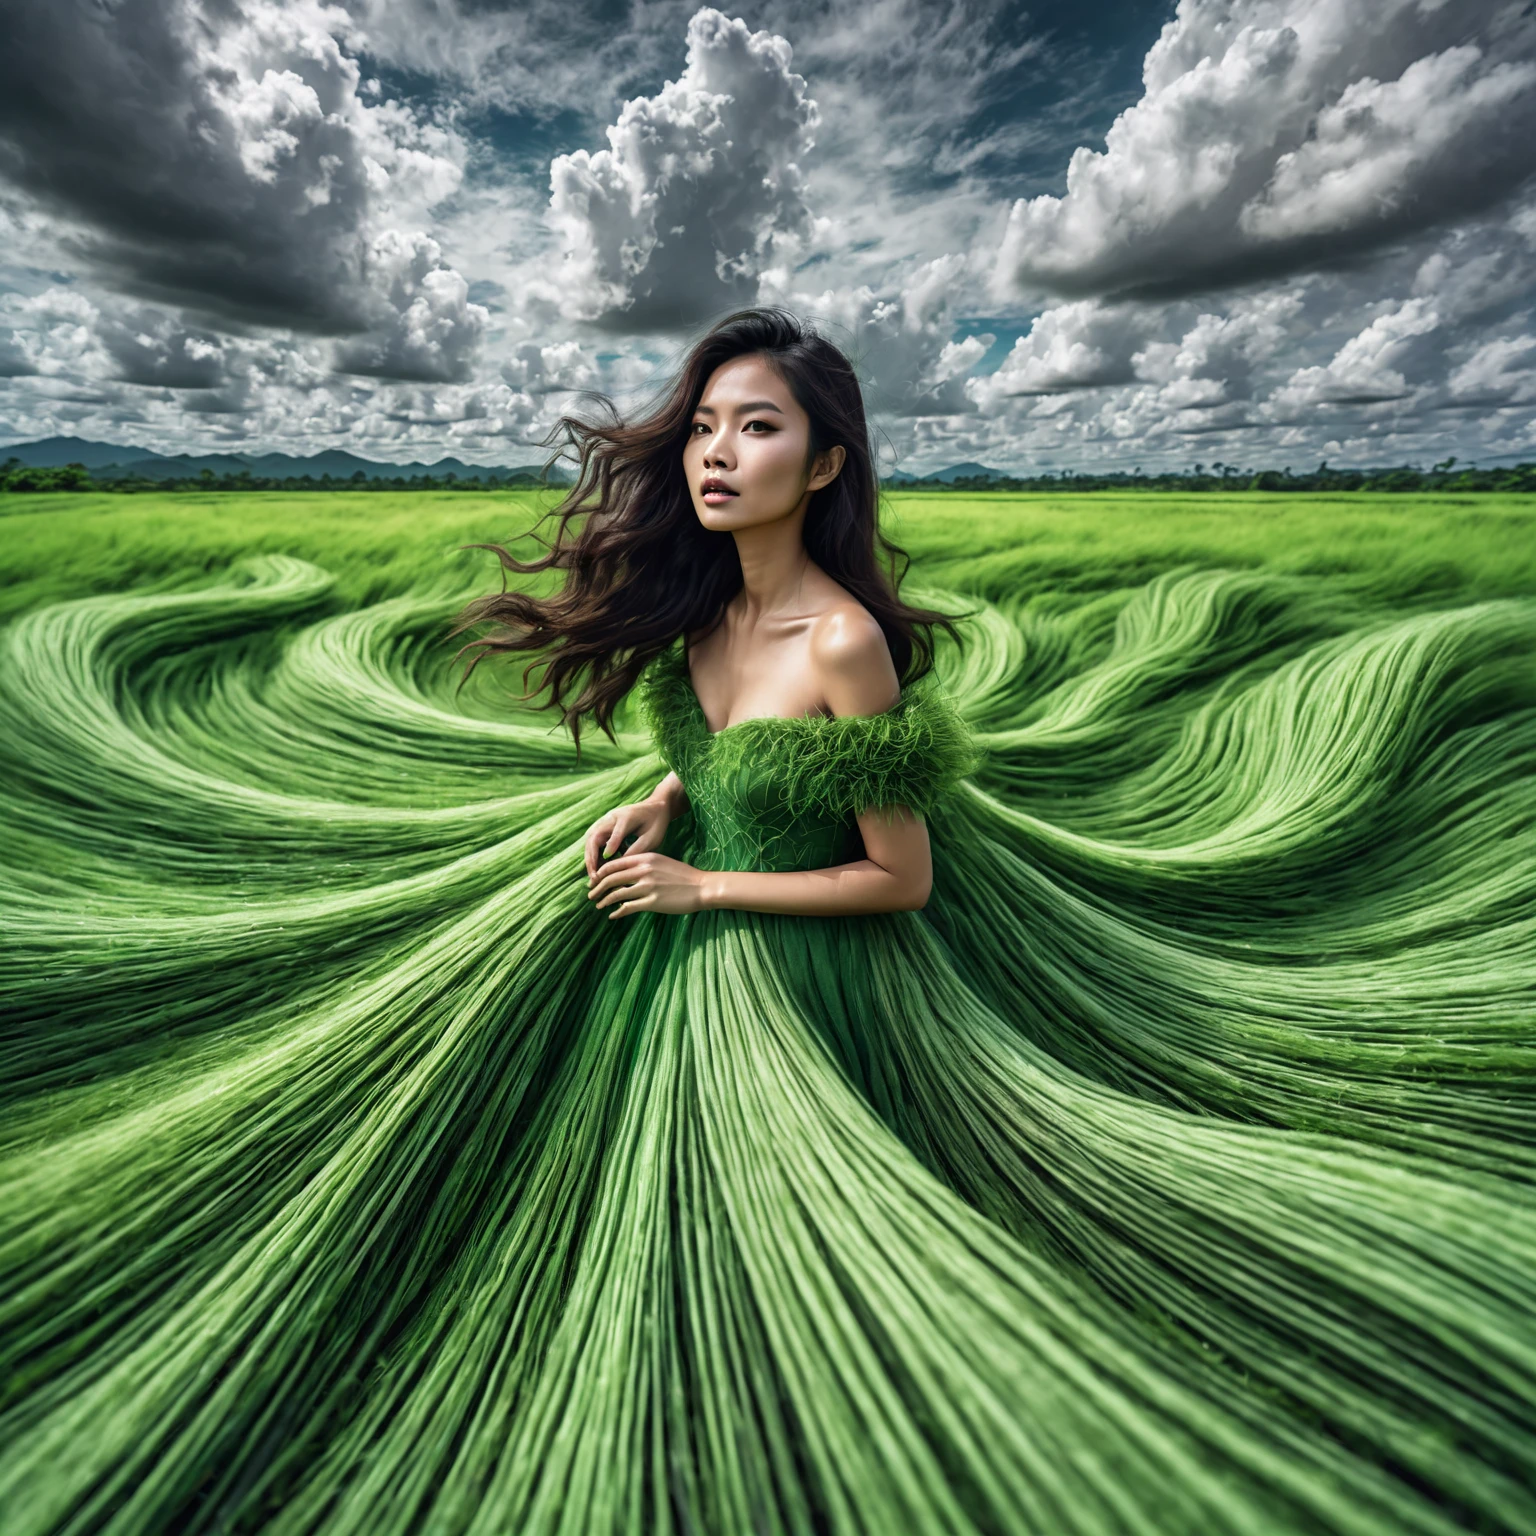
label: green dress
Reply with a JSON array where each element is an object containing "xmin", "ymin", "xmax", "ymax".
[{"xmin": 2, "ymin": 571, "xmax": 1534, "ymax": 1536}]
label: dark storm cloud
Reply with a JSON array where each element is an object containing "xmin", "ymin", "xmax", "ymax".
[
  {"xmin": 98, "ymin": 310, "xmax": 228, "ymax": 389},
  {"xmin": 0, "ymin": 332, "xmax": 38, "ymax": 377},
  {"xmin": 0, "ymin": 0, "xmax": 486, "ymax": 389},
  {"xmin": 0, "ymin": 0, "xmax": 379, "ymax": 333}
]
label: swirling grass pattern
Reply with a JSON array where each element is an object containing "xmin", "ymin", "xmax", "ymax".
[{"xmin": 1, "ymin": 542, "xmax": 1533, "ymax": 1536}]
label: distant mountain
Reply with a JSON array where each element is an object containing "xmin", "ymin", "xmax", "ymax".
[
  {"xmin": 109, "ymin": 452, "xmax": 253, "ymax": 479},
  {"xmin": 882, "ymin": 461, "xmax": 1010, "ymax": 484},
  {"xmin": 5, "ymin": 437, "xmax": 1006, "ymax": 488},
  {"xmin": 0, "ymin": 437, "xmax": 572, "ymax": 484},
  {"xmin": 1, "ymin": 436, "xmax": 151, "ymax": 469},
  {"xmin": 921, "ymin": 461, "xmax": 1010, "ymax": 483}
]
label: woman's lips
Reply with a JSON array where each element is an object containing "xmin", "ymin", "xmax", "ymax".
[{"xmin": 702, "ymin": 488, "xmax": 737, "ymax": 502}]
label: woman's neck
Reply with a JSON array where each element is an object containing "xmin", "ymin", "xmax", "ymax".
[{"xmin": 730, "ymin": 513, "xmax": 812, "ymax": 621}]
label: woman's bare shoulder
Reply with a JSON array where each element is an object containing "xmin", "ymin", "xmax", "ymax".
[{"xmin": 808, "ymin": 601, "xmax": 899, "ymax": 717}]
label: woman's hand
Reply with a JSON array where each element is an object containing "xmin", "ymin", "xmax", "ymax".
[
  {"xmin": 588, "ymin": 851, "xmax": 708, "ymax": 919},
  {"xmin": 583, "ymin": 794, "xmax": 674, "ymax": 880}
]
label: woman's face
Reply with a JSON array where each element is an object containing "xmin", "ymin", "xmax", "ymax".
[{"xmin": 683, "ymin": 352, "xmax": 843, "ymax": 533}]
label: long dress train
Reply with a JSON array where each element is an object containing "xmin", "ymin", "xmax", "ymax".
[{"xmin": 1, "ymin": 555, "xmax": 1533, "ymax": 1534}]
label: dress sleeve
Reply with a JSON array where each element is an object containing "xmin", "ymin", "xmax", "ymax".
[{"xmin": 757, "ymin": 677, "xmax": 980, "ymax": 823}]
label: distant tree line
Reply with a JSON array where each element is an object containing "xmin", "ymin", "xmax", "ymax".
[
  {"xmin": 5, "ymin": 455, "xmax": 1534, "ymax": 495},
  {"xmin": 0, "ymin": 462, "xmax": 559, "ymax": 493},
  {"xmin": 922, "ymin": 458, "xmax": 1536, "ymax": 493}
]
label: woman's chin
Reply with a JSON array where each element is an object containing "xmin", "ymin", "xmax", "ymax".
[
  {"xmin": 695, "ymin": 503, "xmax": 749, "ymax": 531},
  {"xmin": 694, "ymin": 500, "xmax": 794, "ymax": 533}
]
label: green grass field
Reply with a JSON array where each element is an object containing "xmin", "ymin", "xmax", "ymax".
[{"xmin": 4, "ymin": 490, "xmax": 1533, "ymax": 627}]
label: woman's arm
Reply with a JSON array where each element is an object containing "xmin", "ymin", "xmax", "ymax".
[
  {"xmin": 698, "ymin": 803, "xmax": 931, "ymax": 913},
  {"xmin": 587, "ymin": 805, "xmax": 931, "ymax": 917},
  {"xmin": 588, "ymin": 611, "xmax": 934, "ymax": 917}
]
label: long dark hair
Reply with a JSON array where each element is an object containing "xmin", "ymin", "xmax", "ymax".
[{"xmin": 451, "ymin": 306, "xmax": 964, "ymax": 747}]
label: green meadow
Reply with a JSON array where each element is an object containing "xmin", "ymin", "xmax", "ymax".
[{"xmin": 3, "ymin": 490, "xmax": 1533, "ymax": 629}]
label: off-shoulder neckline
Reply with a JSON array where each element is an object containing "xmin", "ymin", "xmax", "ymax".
[{"xmin": 655, "ymin": 642, "xmax": 909, "ymax": 742}]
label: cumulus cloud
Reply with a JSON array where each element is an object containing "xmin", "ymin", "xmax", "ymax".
[
  {"xmin": 1448, "ymin": 335, "xmax": 1536, "ymax": 407},
  {"xmin": 757, "ymin": 251, "xmax": 989, "ymax": 427},
  {"xmin": 1, "ymin": 287, "xmax": 296, "ymax": 409},
  {"xmin": 499, "ymin": 340, "xmax": 600, "ymax": 396},
  {"xmin": 1270, "ymin": 297, "xmax": 1442, "ymax": 411},
  {"xmin": 96, "ymin": 311, "xmax": 229, "ymax": 391},
  {"xmin": 1132, "ymin": 295, "xmax": 1302, "ymax": 399},
  {"xmin": 9, "ymin": 289, "xmax": 117, "ymax": 383},
  {"xmin": 968, "ymin": 301, "xmax": 1153, "ymax": 403},
  {"xmin": 992, "ymin": 0, "xmax": 1536, "ymax": 301},
  {"xmin": 928, "ymin": 181, "xmax": 1536, "ymax": 474},
  {"xmin": 932, "ymin": 334, "xmax": 993, "ymax": 382},
  {"xmin": 334, "ymin": 232, "xmax": 489, "ymax": 382},
  {"xmin": 0, "ymin": 331, "xmax": 39, "ymax": 379},
  {"xmin": 0, "ymin": 0, "xmax": 473, "ymax": 358},
  {"xmin": 1241, "ymin": 44, "xmax": 1536, "ymax": 246},
  {"xmin": 534, "ymin": 8, "xmax": 819, "ymax": 329}
]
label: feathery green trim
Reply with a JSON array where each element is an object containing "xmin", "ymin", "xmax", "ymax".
[
  {"xmin": 635, "ymin": 642, "xmax": 980, "ymax": 820},
  {"xmin": 633, "ymin": 642, "xmax": 708, "ymax": 783}
]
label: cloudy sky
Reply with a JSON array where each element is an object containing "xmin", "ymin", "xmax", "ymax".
[{"xmin": 1, "ymin": 0, "xmax": 1534, "ymax": 473}]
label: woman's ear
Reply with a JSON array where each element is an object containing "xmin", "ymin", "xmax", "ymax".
[{"xmin": 808, "ymin": 443, "xmax": 846, "ymax": 492}]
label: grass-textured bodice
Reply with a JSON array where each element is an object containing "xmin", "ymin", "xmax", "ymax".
[{"xmin": 634, "ymin": 640, "xmax": 980, "ymax": 873}]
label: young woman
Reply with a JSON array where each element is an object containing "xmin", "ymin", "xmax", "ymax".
[
  {"xmin": 582, "ymin": 345, "xmax": 937, "ymax": 921},
  {"xmin": 461, "ymin": 310, "xmax": 970, "ymax": 923}
]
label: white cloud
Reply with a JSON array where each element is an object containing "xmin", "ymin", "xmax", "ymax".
[
  {"xmin": 758, "ymin": 252, "xmax": 988, "ymax": 425},
  {"xmin": 334, "ymin": 232, "xmax": 489, "ymax": 382},
  {"xmin": 1270, "ymin": 297, "xmax": 1441, "ymax": 411},
  {"xmin": 499, "ymin": 339, "xmax": 600, "ymax": 395},
  {"xmin": 1447, "ymin": 333, "xmax": 1536, "ymax": 406},
  {"xmin": 533, "ymin": 7, "xmax": 819, "ymax": 329},
  {"xmin": 1242, "ymin": 44, "xmax": 1536, "ymax": 244},
  {"xmin": 1132, "ymin": 296, "xmax": 1303, "ymax": 399},
  {"xmin": 992, "ymin": 0, "xmax": 1536, "ymax": 300},
  {"xmin": 968, "ymin": 302, "xmax": 1154, "ymax": 403},
  {"xmin": 933, "ymin": 334, "xmax": 993, "ymax": 382},
  {"xmin": 96, "ymin": 312, "xmax": 230, "ymax": 391},
  {"xmin": 0, "ymin": 332, "xmax": 37, "ymax": 379}
]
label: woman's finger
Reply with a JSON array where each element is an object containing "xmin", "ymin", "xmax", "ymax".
[
  {"xmin": 594, "ymin": 853, "xmax": 639, "ymax": 879},
  {"xmin": 608, "ymin": 895, "xmax": 650, "ymax": 920},
  {"xmin": 589, "ymin": 861, "xmax": 641, "ymax": 902},
  {"xmin": 601, "ymin": 812, "xmax": 634, "ymax": 859},
  {"xmin": 584, "ymin": 816, "xmax": 615, "ymax": 877},
  {"xmin": 595, "ymin": 874, "xmax": 650, "ymax": 909},
  {"xmin": 594, "ymin": 878, "xmax": 644, "ymax": 908}
]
